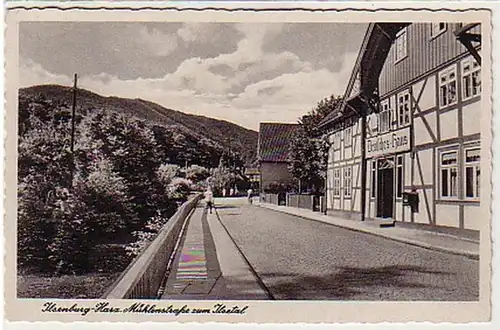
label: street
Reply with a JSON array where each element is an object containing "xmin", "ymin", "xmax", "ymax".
[{"xmin": 215, "ymin": 197, "xmax": 479, "ymax": 301}]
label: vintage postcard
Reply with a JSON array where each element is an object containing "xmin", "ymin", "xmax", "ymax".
[{"xmin": 3, "ymin": 1, "xmax": 495, "ymax": 325}]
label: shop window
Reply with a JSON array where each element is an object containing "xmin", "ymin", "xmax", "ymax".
[
  {"xmin": 464, "ymin": 147, "xmax": 480, "ymax": 199},
  {"xmin": 462, "ymin": 56, "xmax": 481, "ymax": 100},
  {"xmin": 431, "ymin": 22, "xmax": 447, "ymax": 38},
  {"xmin": 379, "ymin": 99, "xmax": 392, "ymax": 133},
  {"xmin": 371, "ymin": 161, "xmax": 376, "ymax": 198},
  {"xmin": 333, "ymin": 168, "xmax": 341, "ymax": 197},
  {"xmin": 343, "ymin": 167, "xmax": 352, "ymax": 198},
  {"xmin": 344, "ymin": 126, "xmax": 352, "ymax": 147},
  {"xmin": 395, "ymin": 28, "xmax": 407, "ymax": 63},
  {"xmin": 440, "ymin": 151, "xmax": 458, "ymax": 198},
  {"xmin": 397, "ymin": 90, "xmax": 410, "ymax": 126},
  {"xmin": 396, "ymin": 156, "xmax": 403, "ymax": 198},
  {"xmin": 439, "ymin": 65, "xmax": 458, "ymax": 107}
]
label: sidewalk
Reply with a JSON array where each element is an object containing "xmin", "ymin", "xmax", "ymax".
[
  {"xmin": 161, "ymin": 204, "xmax": 269, "ymax": 300},
  {"xmin": 256, "ymin": 202, "xmax": 479, "ymax": 259}
]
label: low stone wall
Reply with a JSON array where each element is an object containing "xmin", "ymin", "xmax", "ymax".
[{"xmin": 103, "ymin": 194, "xmax": 202, "ymax": 299}]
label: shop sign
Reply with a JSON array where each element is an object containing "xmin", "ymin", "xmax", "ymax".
[{"xmin": 366, "ymin": 127, "xmax": 411, "ymax": 158}]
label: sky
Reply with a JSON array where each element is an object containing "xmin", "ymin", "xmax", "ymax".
[{"xmin": 19, "ymin": 22, "xmax": 367, "ymax": 131}]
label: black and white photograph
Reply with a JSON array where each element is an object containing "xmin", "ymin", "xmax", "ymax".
[{"xmin": 3, "ymin": 2, "xmax": 494, "ymax": 324}]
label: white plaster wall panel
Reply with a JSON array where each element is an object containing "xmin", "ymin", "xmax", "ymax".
[
  {"xmin": 353, "ymin": 164, "xmax": 360, "ymax": 188},
  {"xmin": 369, "ymin": 201, "xmax": 376, "ymax": 218},
  {"xmin": 464, "ymin": 205, "xmax": 482, "ymax": 231},
  {"xmin": 405, "ymin": 153, "xmax": 412, "ymax": 186},
  {"xmin": 417, "ymin": 149, "xmax": 433, "ymax": 185},
  {"xmin": 439, "ymin": 109, "xmax": 459, "ymax": 141},
  {"xmin": 344, "ymin": 147, "xmax": 352, "ymax": 159},
  {"xmin": 414, "ymin": 75, "xmax": 436, "ymax": 111},
  {"xmin": 327, "ymin": 190, "xmax": 334, "ymax": 209},
  {"xmin": 436, "ymin": 204, "xmax": 460, "ymax": 227},
  {"xmin": 462, "ymin": 102, "xmax": 481, "ymax": 137},
  {"xmin": 414, "ymin": 112, "xmax": 437, "ymax": 146},
  {"xmin": 333, "ymin": 198, "xmax": 340, "ymax": 210},
  {"xmin": 403, "ymin": 204, "xmax": 412, "ymax": 223},
  {"xmin": 334, "ymin": 150, "xmax": 341, "ymax": 160},
  {"xmin": 343, "ymin": 199, "xmax": 351, "ymax": 212},
  {"xmin": 353, "ymin": 136, "xmax": 360, "ymax": 157},
  {"xmin": 395, "ymin": 202, "xmax": 403, "ymax": 221},
  {"xmin": 353, "ymin": 194, "xmax": 361, "ymax": 212},
  {"xmin": 413, "ymin": 117, "xmax": 431, "ymax": 146},
  {"xmin": 413, "ymin": 188, "xmax": 434, "ymax": 224}
]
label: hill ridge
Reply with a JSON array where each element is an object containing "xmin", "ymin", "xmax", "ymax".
[{"xmin": 19, "ymin": 84, "xmax": 258, "ymax": 166}]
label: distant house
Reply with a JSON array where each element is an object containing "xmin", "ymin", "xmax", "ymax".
[
  {"xmin": 244, "ymin": 167, "xmax": 260, "ymax": 190},
  {"xmin": 257, "ymin": 122, "xmax": 299, "ymax": 193}
]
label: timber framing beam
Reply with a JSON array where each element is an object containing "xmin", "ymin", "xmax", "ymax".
[{"xmin": 455, "ymin": 23, "xmax": 482, "ymax": 66}]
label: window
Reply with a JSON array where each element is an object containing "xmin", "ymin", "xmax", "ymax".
[
  {"xmin": 439, "ymin": 65, "xmax": 458, "ymax": 107},
  {"xmin": 396, "ymin": 156, "xmax": 403, "ymax": 198},
  {"xmin": 397, "ymin": 90, "xmax": 411, "ymax": 126},
  {"xmin": 462, "ymin": 56, "xmax": 481, "ymax": 100},
  {"xmin": 431, "ymin": 23, "xmax": 447, "ymax": 37},
  {"xmin": 333, "ymin": 131, "xmax": 341, "ymax": 149},
  {"xmin": 440, "ymin": 151, "xmax": 458, "ymax": 198},
  {"xmin": 368, "ymin": 114, "xmax": 378, "ymax": 136},
  {"xmin": 343, "ymin": 167, "xmax": 352, "ymax": 198},
  {"xmin": 344, "ymin": 126, "xmax": 352, "ymax": 147},
  {"xmin": 395, "ymin": 28, "xmax": 407, "ymax": 62},
  {"xmin": 379, "ymin": 99, "xmax": 392, "ymax": 133},
  {"xmin": 464, "ymin": 147, "xmax": 480, "ymax": 199},
  {"xmin": 333, "ymin": 169, "xmax": 341, "ymax": 197},
  {"xmin": 371, "ymin": 161, "xmax": 376, "ymax": 198}
]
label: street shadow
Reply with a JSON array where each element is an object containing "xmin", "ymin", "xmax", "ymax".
[
  {"xmin": 224, "ymin": 265, "xmax": 478, "ymax": 301},
  {"xmin": 213, "ymin": 205, "xmax": 238, "ymax": 210}
]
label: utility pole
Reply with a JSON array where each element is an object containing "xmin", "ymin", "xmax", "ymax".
[
  {"xmin": 70, "ymin": 73, "xmax": 78, "ymax": 154},
  {"xmin": 69, "ymin": 73, "xmax": 78, "ymax": 187},
  {"xmin": 360, "ymin": 106, "xmax": 367, "ymax": 222}
]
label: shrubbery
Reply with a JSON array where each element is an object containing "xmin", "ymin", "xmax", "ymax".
[{"xmin": 17, "ymin": 95, "xmax": 192, "ymax": 274}]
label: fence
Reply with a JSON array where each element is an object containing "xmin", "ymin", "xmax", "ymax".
[
  {"xmin": 287, "ymin": 194, "xmax": 327, "ymax": 213},
  {"xmin": 103, "ymin": 194, "xmax": 203, "ymax": 299},
  {"xmin": 260, "ymin": 193, "xmax": 280, "ymax": 205}
]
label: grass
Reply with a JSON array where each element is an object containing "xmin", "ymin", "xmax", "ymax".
[{"xmin": 17, "ymin": 271, "xmax": 122, "ymax": 299}]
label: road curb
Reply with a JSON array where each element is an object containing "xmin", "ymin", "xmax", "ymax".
[{"xmin": 256, "ymin": 203, "xmax": 479, "ymax": 260}]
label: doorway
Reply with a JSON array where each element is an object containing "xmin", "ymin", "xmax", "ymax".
[{"xmin": 376, "ymin": 158, "xmax": 394, "ymax": 218}]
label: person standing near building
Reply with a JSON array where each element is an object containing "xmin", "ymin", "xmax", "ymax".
[
  {"xmin": 204, "ymin": 187, "xmax": 214, "ymax": 214},
  {"xmin": 247, "ymin": 188, "xmax": 253, "ymax": 204}
]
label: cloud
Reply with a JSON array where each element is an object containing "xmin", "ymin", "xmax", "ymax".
[
  {"xmin": 19, "ymin": 43, "xmax": 357, "ymax": 131},
  {"xmin": 136, "ymin": 26, "xmax": 178, "ymax": 57},
  {"xmin": 19, "ymin": 58, "xmax": 73, "ymax": 87},
  {"xmin": 177, "ymin": 23, "xmax": 215, "ymax": 44}
]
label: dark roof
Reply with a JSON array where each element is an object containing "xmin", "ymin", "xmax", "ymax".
[
  {"xmin": 318, "ymin": 23, "xmax": 410, "ymax": 129},
  {"xmin": 258, "ymin": 123, "xmax": 299, "ymax": 163}
]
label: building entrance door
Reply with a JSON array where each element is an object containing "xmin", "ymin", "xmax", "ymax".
[{"xmin": 376, "ymin": 158, "xmax": 394, "ymax": 218}]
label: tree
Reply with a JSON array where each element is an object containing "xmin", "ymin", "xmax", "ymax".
[
  {"xmin": 185, "ymin": 165, "xmax": 210, "ymax": 183},
  {"xmin": 288, "ymin": 95, "xmax": 341, "ymax": 193}
]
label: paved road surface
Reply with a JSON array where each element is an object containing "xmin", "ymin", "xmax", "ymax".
[{"xmin": 215, "ymin": 197, "xmax": 479, "ymax": 301}]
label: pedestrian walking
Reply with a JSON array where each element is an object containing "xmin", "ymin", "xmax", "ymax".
[
  {"xmin": 204, "ymin": 187, "xmax": 214, "ymax": 214},
  {"xmin": 222, "ymin": 187, "xmax": 226, "ymax": 197},
  {"xmin": 247, "ymin": 188, "xmax": 253, "ymax": 204},
  {"xmin": 229, "ymin": 187, "xmax": 234, "ymax": 196}
]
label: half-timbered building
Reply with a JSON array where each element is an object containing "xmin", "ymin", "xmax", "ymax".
[{"xmin": 319, "ymin": 22, "xmax": 482, "ymax": 229}]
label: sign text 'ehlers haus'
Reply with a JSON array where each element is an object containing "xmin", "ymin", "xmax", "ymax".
[{"xmin": 366, "ymin": 127, "xmax": 411, "ymax": 158}]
